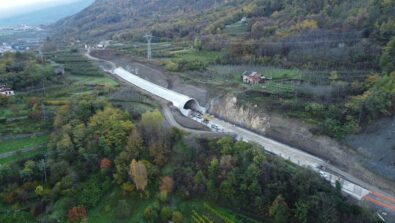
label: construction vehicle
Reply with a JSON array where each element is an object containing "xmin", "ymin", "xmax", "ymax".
[{"xmin": 203, "ymin": 114, "xmax": 210, "ymax": 123}]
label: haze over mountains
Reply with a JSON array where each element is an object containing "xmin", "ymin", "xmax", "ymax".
[{"xmin": 0, "ymin": 0, "xmax": 94, "ymax": 26}]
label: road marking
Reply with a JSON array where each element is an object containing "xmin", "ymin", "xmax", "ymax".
[
  {"xmin": 363, "ymin": 194, "xmax": 395, "ymax": 212},
  {"xmin": 371, "ymin": 191, "xmax": 395, "ymax": 205}
]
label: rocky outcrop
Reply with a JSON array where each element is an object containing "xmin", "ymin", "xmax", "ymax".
[
  {"xmin": 209, "ymin": 94, "xmax": 270, "ymax": 133},
  {"xmin": 208, "ymin": 94, "xmax": 352, "ymax": 168}
]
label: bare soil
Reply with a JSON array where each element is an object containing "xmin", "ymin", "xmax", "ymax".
[{"xmin": 346, "ymin": 116, "xmax": 395, "ymax": 181}]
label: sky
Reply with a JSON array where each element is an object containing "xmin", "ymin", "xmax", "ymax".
[{"xmin": 0, "ymin": 0, "xmax": 80, "ymax": 18}]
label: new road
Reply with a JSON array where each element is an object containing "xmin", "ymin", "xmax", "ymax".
[{"xmin": 86, "ymin": 50, "xmax": 395, "ymax": 220}]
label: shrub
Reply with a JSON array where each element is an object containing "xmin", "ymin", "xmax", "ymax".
[
  {"xmin": 75, "ymin": 176, "xmax": 105, "ymax": 208},
  {"xmin": 304, "ymin": 102, "xmax": 324, "ymax": 117},
  {"xmin": 160, "ymin": 206, "xmax": 172, "ymax": 222},
  {"xmin": 172, "ymin": 211, "xmax": 183, "ymax": 223},
  {"xmin": 166, "ymin": 59, "xmax": 207, "ymax": 72},
  {"xmin": 143, "ymin": 206, "xmax": 157, "ymax": 223}
]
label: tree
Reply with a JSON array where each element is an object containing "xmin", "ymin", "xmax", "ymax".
[
  {"xmin": 144, "ymin": 206, "xmax": 157, "ymax": 223},
  {"xmin": 295, "ymin": 200, "xmax": 310, "ymax": 223},
  {"xmin": 208, "ymin": 158, "xmax": 219, "ymax": 180},
  {"xmin": 160, "ymin": 176, "xmax": 174, "ymax": 194},
  {"xmin": 29, "ymin": 102, "xmax": 42, "ymax": 120},
  {"xmin": 113, "ymin": 128, "xmax": 144, "ymax": 184},
  {"xmin": 120, "ymin": 182, "xmax": 135, "ymax": 195},
  {"xmin": 160, "ymin": 206, "xmax": 172, "ymax": 222},
  {"xmin": 194, "ymin": 37, "xmax": 202, "ymax": 51},
  {"xmin": 129, "ymin": 159, "xmax": 148, "ymax": 191},
  {"xmin": 149, "ymin": 143, "xmax": 168, "ymax": 166},
  {"xmin": 158, "ymin": 191, "xmax": 168, "ymax": 203},
  {"xmin": 328, "ymin": 71, "xmax": 338, "ymax": 83},
  {"xmin": 100, "ymin": 158, "xmax": 112, "ymax": 170},
  {"xmin": 140, "ymin": 109, "xmax": 165, "ymax": 146},
  {"xmin": 67, "ymin": 206, "xmax": 87, "ymax": 222},
  {"xmin": 141, "ymin": 109, "xmax": 164, "ymax": 131},
  {"xmin": 380, "ymin": 37, "xmax": 395, "ymax": 72},
  {"xmin": 193, "ymin": 170, "xmax": 207, "ymax": 194},
  {"xmin": 172, "ymin": 211, "xmax": 183, "ymax": 223},
  {"xmin": 269, "ymin": 195, "xmax": 289, "ymax": 223},
  {"xmin": 87, "ymin": 106, "xmax": 134, "ymax": 156},
  {"xmin": 251, "ymin": 20, "xmax": 266, "ymax": 39}
]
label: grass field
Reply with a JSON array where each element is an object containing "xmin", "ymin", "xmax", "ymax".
[
  {"xmin": 0, "ymin": 134, "xmax": 49, "ymax": 154},
  {"xmin": 0, "ymin": 147, "xmax": 47, "ymax": 165},
  {"xmin": 0, "ymin": 104, "xmax": 29, "ymax": 120},
  {"xmin": 171, "ymin": 49, "xmax": 222, "ymax": 64},
  {"xmin": 224, "ymin": 20, "xmax": 249, "ymax": 37},
  {"xmin": 0, "ymin": 119, "xmax": 50, "ymax": 135}
]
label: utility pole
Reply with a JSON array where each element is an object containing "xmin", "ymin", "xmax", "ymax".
[
  {"xmin": 144, "ymin": 33, "xmax": 153, "ymax": 60},
  {"xmin": 39, "ymin": 156, "xmax": 47, "ymax": 183},
  {"xmin": 41, "ymin": 79, "xmax": 47, "ymax": 121}
]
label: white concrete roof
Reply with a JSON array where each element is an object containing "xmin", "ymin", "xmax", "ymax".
[{"xmin": 114, "ymin": 67, "xmax": 204, "ymax": 116}]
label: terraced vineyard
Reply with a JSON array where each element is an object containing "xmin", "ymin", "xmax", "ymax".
[{"xmin": 0, "ymin": 134, "xmax": 49, "ymax": 164}]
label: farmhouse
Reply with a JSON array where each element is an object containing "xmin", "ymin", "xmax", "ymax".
[
  {"xmin": 0, "ymin": 85, "xmax": 15, "ymax": 96},
  {"xmin": 242, "ymin": 71, "xmax": 273, "ymax": 85},
  {"xmin": 242, "ymin": 71, "xmax": 261, "ymax": 84}
]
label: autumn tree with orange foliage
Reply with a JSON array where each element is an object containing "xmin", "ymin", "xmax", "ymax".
[
  {"xmin": 100, "ymin": 158, "xmax": 112, "ymax": 169},
  {"xmin": 68, "ymin": 206, "xmax": 87, "ymax": 222},
  {"xmin": 160, "ymin": 176, "xmax": 174, "ymax": 194}
]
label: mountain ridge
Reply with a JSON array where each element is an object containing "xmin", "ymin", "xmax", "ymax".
[{"xmin": 0, "ymin": 0, "xmax": 95, "ymax": 26}]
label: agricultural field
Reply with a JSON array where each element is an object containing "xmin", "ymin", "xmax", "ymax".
[
  {"xmin": 0, "ymin": 134, "xmax": 48, "ymax": 154},
  {"xmin": 0, "ymin": 49, "xmax": 123, "ymax": 169},
  {"xmin": 223, "ymin": 19, "xmax": 249, "ymax": 38},
  {"xmin": 87, "ymin": 189, "xmax": 261, "ymax": 223}
]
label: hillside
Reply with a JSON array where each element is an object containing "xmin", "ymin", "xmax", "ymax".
[
  {"xmin": 51, "ymin": 0, "xmax": 395, "ymax": 191},
  {"xmin": 53, "ymin": 0, "xmax": 395, "ymax": 72},
  {"xmin": 54, "ymin": 0, "xmax": 394, "ymax": 43},
  {"xmin": 53, "ymin": 0, "xmax": 221, "ymax": 41},
  {"xmin": 0, "ymin": 0, "xmax": 95, "ymax": 26}
]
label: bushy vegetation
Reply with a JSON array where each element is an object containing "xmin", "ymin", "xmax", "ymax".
[
  {"xmin": 0, "ymin": 52, "xmax": 54, "ymax": 90},
  {"xmin": 0, "ymin": 50, "xmax": 120, "ymax": 167}
]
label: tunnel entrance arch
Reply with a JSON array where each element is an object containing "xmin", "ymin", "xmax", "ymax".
[{"xmin": 184, "ymin": 99, "xmax": 205, "ymax": 114}]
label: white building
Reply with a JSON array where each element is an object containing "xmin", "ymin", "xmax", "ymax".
[{"xmin": 0, "ymin": 86, "xmax": 14, "ymax": 96}]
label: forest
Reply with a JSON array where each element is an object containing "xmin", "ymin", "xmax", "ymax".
[
  {"xmin": 0, "ymin": 95, "xmax": 380, "ymax": 222},
  {"xmin": 0, "ymin": 0, "xmax": 394, "ymax": 221}
]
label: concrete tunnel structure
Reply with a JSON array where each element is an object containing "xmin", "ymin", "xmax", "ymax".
[{"xmin": 113, "ymin": 67, "xmax": 206, "ymax": 116}]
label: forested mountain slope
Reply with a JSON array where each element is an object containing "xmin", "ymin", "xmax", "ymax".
[
  {"xmin": 55, "ymin": 0, "xmax": 394, "ymax": 41},
  {"xmin": 53, "ymin": 0, "xmax": 221, "ymax": 40},
  {"xmin": 54, "ymin": 0, "xmax": 394, "ymax": 69}
]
